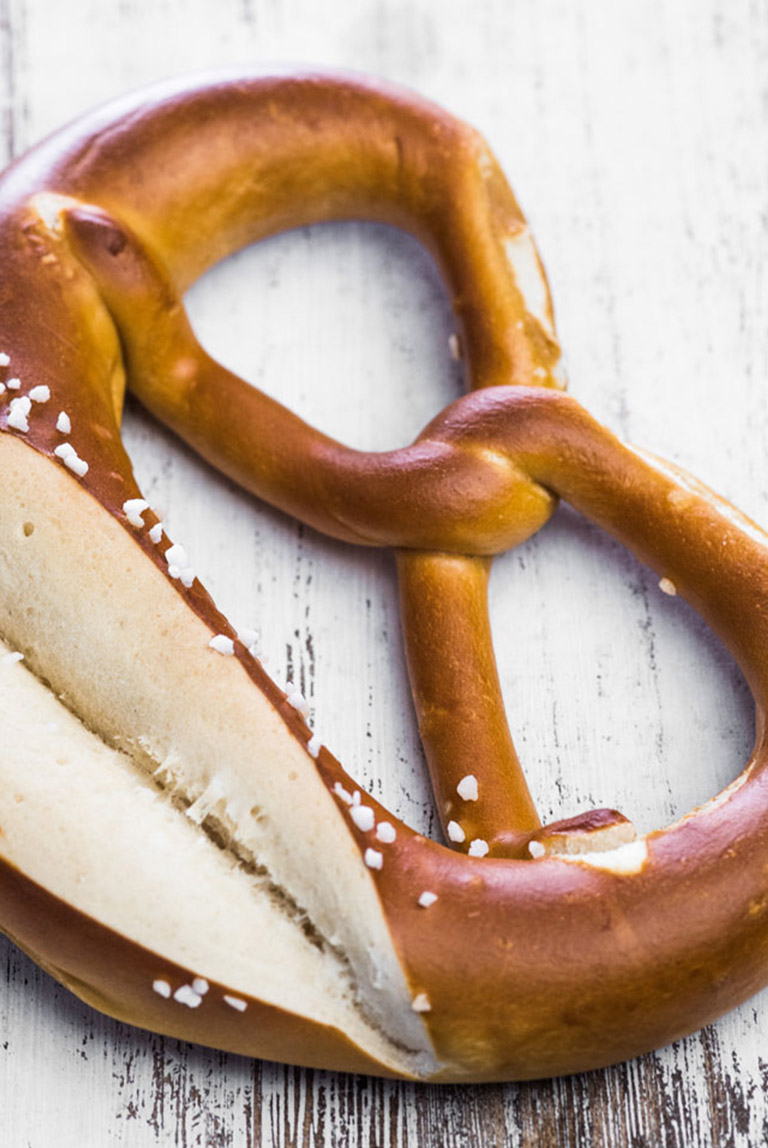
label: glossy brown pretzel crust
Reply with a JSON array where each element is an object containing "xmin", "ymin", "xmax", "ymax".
[{"xmin": 0, "ymin": 70, "xmax": 766, "ymax": 1082}]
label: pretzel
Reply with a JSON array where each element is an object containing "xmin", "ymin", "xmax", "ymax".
[{"xmin": 0, "ymin": 69, "xmax": 766, "ymax": 1083}]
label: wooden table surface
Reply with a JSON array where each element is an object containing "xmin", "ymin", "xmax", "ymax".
[{"xmin": 1, "ymin": 0, "xmax": 767, "ymax": 1144}]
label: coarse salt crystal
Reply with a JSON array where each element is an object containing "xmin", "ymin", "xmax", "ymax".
[
  {"xmin": 0, "ymin": 352, "xmax": 9, "ymax": 366},
  {"xmin": 165, "ymin": 542, "xmax": 188, "ymax": 569},
  {"xmin": 364, "ymin": 848, "xmax": 383, "ymax": 870},
  {"xmin": 66, "ymin": 454, "xmax": 88, "ymax": 477},
  {"xmin": 28, "ymin": 385, "xmax": 50, "ymax": 403},
  {"xmin": 287, "ymin": 688, "xmax": 309, "ymax": 717},
  {"xmin": 350, "ymin": 804, "xmax": 375, "ymax": 832},
  {"xmin": 224, "ymin": 994, "xmax": 247, "ymax": 1012},
  {"xmin": 209, "ymin": 634, "xmax": 234, "ymax": 656},
  {"xmin": 659, "ymin": 577, "xmax": 677, "ymax": 596},
  {"xmin": 54, "ymin": 442, "xmax": 88, "ymax": 476},
  {"xmin": 173, "ymin": 984, "xmax": 202, "ymax": 1008},
  {"xmin": 152, "ymin": 979, "xmax": 171, "ymax": 999},
  {"xmin": 418, "ymin": 891, "xmax": 438, "ymax": 908},
  {"xmin": 0, "ymin": 383, "xmax": 5, "ymax": 396},
  {"xmin": 468, "ymin": 838, "xmax": 489, "ymax": 857},
  {"xmin": 123, "ymin": 498, "xmax": 149, "ymax": 527},
  {"xmin": 376, "ymin": 821, "xmax": 396, "ymax": 844},
  {"xmin": 333, "ymin": 782, "xmax": 353, "ymax": 804},
  {"xmin": 179, "ymin": 567, "xmax": 196, "ymax": 588},
  {"xmin": 457, "ymin": 774, "xmax": 479, "ymax": 801},
  {"xmin": 6, "ymin": 377, "xmax": 20, "ymax": 390},
  {"xmin": 7, "ymin": 396, "xmax": 30, "ymax": 432},
  {"xmin": 192, "ymin": 977, "xmax": 209, "ymax": 996},
  {"xmin": 149, "ymin": 522, "xmax": 163, "ymax": 544},
  {"xmin": 238, "ymin": 627, "xmax": 258, "ymax": 648},
  {"xmin": 411, "ymin": 993, "xmax": 432, "ymax": 1013},
  {"xmin": 307, "ymin": 734, "xmax": 322, "ymax": 759},
  {"xmin": 56, "ymin": 411, "xmax": 71, "ymax": 434},
  {"xmin": 447, "ymin": 820, "xmax": 465, "ymax": 843},
  {"xmin": 528, "ymin": 840, "xmax": 546, "ymax": 858}
]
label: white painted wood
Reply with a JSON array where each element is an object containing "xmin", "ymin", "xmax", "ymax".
[{"xmin": 1, "ymin": 0, "xmax": 767, "ymax": 1143}]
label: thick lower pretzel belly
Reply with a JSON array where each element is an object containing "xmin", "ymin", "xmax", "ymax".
[{"xmin": 0, "ymin": 70, "xmax": 766, "ymax": 1082}]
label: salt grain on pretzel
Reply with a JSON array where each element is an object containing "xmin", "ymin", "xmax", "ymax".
[
  {"xmin": 0, "ymin": 69, "xmax": 766, "ymax": 1083},
  {"xmin": 307, "ymin": 734, "xmax": 322, "ymax": 759}
]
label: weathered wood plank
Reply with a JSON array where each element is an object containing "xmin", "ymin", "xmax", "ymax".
[{"xmin": 2, "ymin": 0, "xmax": 768, "ymax": 1144}]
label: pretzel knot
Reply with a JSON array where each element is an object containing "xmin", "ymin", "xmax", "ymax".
[{"xmin": 0, "ymin": 70, "xmax": 767, "ymax": 1083}]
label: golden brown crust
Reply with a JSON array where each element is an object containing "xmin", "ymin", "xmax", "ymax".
[
  {"xmin": 0, "ymin": 68, "xmax": 767, "ymax": 1082},
  {"xmin": 0, "ymin": 856, "xmax": 404, "ymax": 1077}
]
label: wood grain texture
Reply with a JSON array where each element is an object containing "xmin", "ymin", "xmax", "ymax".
[{"xmin": 1, "ymin": 0, "xmax": 767, "ymax": 1144}]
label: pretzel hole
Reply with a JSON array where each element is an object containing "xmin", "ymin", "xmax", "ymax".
[
  {"xmin": 184, "ymin": 221, "xmax": 465, "ymax": 451},
  {"xmin": 490, "ymin": 504, "xmax": 754, "ymax": 836}
]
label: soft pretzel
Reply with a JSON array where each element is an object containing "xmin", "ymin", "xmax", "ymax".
[{"xmin": 0, "ymin": 69, "xmax": 766, "ymax": 1083}]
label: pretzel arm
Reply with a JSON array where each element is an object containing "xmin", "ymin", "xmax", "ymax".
[
  {"xmin": 396, "ymin": 550, "xmax": 541, "ymax": 854},
  {"xmin": 58, "ymin": 202, "xmax": 556, "ymax": 553},
  {"xmin": 25, "ymin": 71, "xmax": 562, "ymax": 390},
  {"xmin": 422, "ymin": 385, "xmax": 768, "ymax": 688}
]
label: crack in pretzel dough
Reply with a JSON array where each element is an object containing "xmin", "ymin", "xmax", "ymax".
[{"xmin": 0, "ymin": 432, "xmax": 437, "ymax": 1077}]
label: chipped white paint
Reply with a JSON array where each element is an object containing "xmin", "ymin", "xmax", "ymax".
[{"xmin": 1, "ymin": 0, "xmax": 768, "ymax": 1145}]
